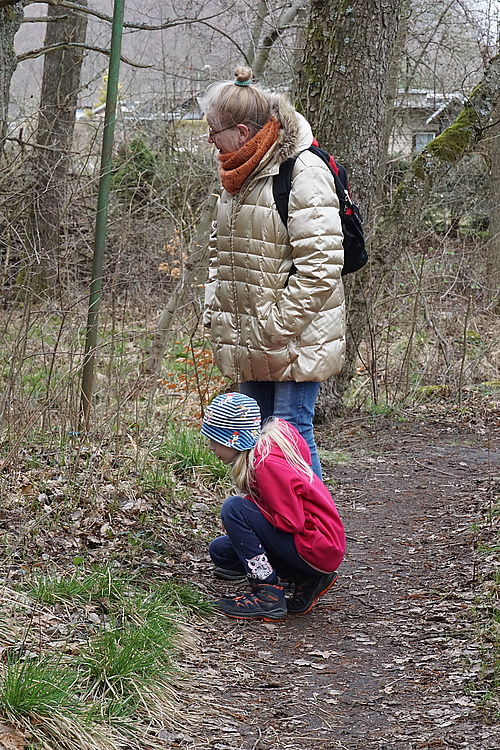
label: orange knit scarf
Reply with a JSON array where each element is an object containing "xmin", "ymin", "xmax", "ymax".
[{"xmin": 217, "ymin": 118, "xmax": 280, "ymax": 194}]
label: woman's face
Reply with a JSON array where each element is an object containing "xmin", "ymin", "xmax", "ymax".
[{"xmin": 207, "ymin": 121, "xmax": 251, "ymax": 154}]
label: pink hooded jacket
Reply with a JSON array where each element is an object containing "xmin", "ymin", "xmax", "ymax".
[{"xmin": 247, "ymin": 423, "xmax": 346, "ymax": 573}]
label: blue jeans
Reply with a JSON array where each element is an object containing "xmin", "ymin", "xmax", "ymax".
[
  {"xmin": 209, "ymin": 495, "xmax": 321, "ymax": 581},
  {"xmin": 239, "ymin": 380, "xmax": 322, "ymax": 479}
]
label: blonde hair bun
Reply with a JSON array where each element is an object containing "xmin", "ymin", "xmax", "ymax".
[{"xmin": 234, "ymin": 66, "xmax": 253, "ymax": 84}]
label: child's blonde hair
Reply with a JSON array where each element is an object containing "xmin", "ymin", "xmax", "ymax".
[{"xmin": 232, "ymin": 418, "xmax": 314, "ymax": 494}]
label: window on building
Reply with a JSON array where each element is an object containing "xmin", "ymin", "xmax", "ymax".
[{"xmin": 414, "ymin": 132, "xmax": 437, "ymax": 152}]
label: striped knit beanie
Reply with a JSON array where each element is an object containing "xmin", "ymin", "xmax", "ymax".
[{"xmin": 200, "ymin": 393, "xmax": 261, "ymax": 451}]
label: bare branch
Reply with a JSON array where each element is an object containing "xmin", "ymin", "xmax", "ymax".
[
  {"xmin": 22, "ymin": 16, "xmax": 68, "ymax": 23},
  {"xmin": 401, "ymin": 0, "xmax": 457, "ymax": 94},
  {"xmin": 25, "ymin": 0, "xmax": 237, "ymax": 32},
  {"xmin": 252, "ymin": 0, "xmax": 304, "ymax": 77},
  {"xmin": 21, "ymin": 1, "xmax": 249, "ymax": 66},
  {"xmin": 17, "ymin": 41, "xmax": 154, "ymax": 69},
  {"xmin": 247, "ymin": 0, "xmax": 269, "ymax": 67},
  {"xmin": 196, "ymin": 20, "xmax": 250, "ymax": 65},
  {"xmin": 0, "ymin": 0, "xmax": 21, "ymax": 9},
  {"xmin": 6, "ymin": 135, "xmax": 66, "ymax": 152}
]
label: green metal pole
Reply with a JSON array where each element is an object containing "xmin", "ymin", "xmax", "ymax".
[{"xmin": 80, "ymin": 0, "xmax": 125, "ymax": 430}]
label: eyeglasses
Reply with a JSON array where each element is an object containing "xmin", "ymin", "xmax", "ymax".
[{"xmin": 208, "ymin": 124, "xmax": 236, "ymax": 138}]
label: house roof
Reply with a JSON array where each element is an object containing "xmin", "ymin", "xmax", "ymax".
[{"xmin": 396, "ymin": 89, "xmax": 465, "ymax": 122}]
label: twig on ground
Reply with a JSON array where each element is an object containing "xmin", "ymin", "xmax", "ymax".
[
  {"xmin": 412, "ymin": 458, "xmax": 458, "ymax": 477},
  {"xmin": 251, "ymin": 725, "xmax": 262, "ymax": 750}
]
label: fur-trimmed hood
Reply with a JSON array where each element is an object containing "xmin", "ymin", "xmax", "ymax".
[
  {"xmin": 234, "ymin": 98, "xmax": 313, "ymax": 185},
  {"xmin": 268, "ymin": 95, "xmax": 313, "ymax": 164}
]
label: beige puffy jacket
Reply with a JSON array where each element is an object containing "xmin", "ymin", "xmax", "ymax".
[{"xmin": 204, "ymin": 97, "xmax": 345, "ymax": 383}]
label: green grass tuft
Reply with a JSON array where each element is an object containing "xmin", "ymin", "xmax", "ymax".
[
  {"xmin": 78, "ymin": 619, "xmax": 176, "ymax": 700},
  {"xmin": 24, "ymin": 567, "xmax": 136, "ymax": 605},
  {"xmin": 155, "ymin": 424, "xmax": 231, "ymax": 482},
  {"xmin": 154, "ymin": 579, "xmax": 215, "ymax": 616},
  {"xmin": 0, "ymin": 657, "xmax": 81, "ymax": 721}
]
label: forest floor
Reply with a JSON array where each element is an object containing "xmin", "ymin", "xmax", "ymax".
[
  {"xmin": 1, "ymin": 398, "xmax": 500, "ymax": 750},
  {"xmin": 170, "ymin": 403, "xmax": 500, "ymax": 750}
]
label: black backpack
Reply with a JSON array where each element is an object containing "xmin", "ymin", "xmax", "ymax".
[{"xmin": 272, "ymin": 143, "xmax": 367, "ymax": 276}]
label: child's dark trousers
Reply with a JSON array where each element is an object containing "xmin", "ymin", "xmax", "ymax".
[{"xmin": 209, "ymin": 494, "xmax": 321, "ymax": 582}]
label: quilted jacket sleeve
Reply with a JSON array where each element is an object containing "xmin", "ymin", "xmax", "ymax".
[{"xmin": 263, "ymin": 155, "xmax": 344, "ymax": 343}]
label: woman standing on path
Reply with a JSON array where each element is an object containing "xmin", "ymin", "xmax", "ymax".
[{"xmin": 201, "ymin": 66, "xmax": 345, "ymax": 479}]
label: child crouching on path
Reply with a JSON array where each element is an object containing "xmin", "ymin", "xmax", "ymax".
[{"xmin": 200, "ymin": 392, "xmax": 346, "ymax": 621}]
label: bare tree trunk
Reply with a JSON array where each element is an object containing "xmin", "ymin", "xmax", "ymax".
[
  {"xmin": 0, "ymin": 2, "xmax": 23, "ymax": 155},
  {"xmin": 296, "ymin": 0, "xmax": 404, "ymax": 420},
  {"xmin": 377, "ymin": 0, "xmax": 409, "ymax": 208},
  {"xmin": 247, "ymin": 0, "xmax": 268, "ymax": 68},
  {"xmin": 487, "ymin": 117, "xmax": 500, "ymax": 311},
  {"xmin": 145, "ymin": 192, "xmax": 218, "ymax": 375},
  {"xmin": 296, "ymin": 0, "xmax": 404, "ymax": 227},
  {"xmin": 252, "ymin": 0, "xmax": 305, "ymax": 79},
  {"xmin": 29, "ymin": 0, "xmax": 88, "ymax": 295}
]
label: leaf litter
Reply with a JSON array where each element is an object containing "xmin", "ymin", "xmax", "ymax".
[
  {"xmin": 177, "ymin": 405, "xmax": 500, "ymax": 749},
  {"xmin": 1, "ymin": 401, "xmax": 499, "ymax": 749}
]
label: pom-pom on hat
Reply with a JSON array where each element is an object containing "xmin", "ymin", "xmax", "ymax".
[{"xmin": 201, "ymin": 393, "xmax": 261, "ymax": 451}]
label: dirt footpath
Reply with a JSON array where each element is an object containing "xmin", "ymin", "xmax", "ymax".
[{"xmin": 179, "ymin": 415, "xmax": 500, "ymax": 750}]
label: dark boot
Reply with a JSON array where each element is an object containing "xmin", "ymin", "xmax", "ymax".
[
  {"xmin": 287, "ymin": 572, "xmax": 338, "ymax": 616},
  {"xmin": 216, "ymin": 581, "xmax": 287, "ymax": 621},
  {"xmin": 213, "ymin": 566, "xmax": 247, "ymax": 581},
  {"xmin": 214, "ymin": 566, "xmax": 292, "ymax": 587}
]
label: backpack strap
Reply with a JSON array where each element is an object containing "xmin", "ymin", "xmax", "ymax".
[
  {"xmin": 273, "ymin": 146, "xmax": 349, "ymax": 227},
  {"xmin": 273, "ymin": 155, "xmax": 297, "ymax": 227}
]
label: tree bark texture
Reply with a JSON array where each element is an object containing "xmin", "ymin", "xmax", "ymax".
[
  {"xmin": 295, "ymin": 0, "xmax": 404, "ymax": 229},
  {"xmin": 0, "ymin": 2, "xmax": 23, "ymax": 154},
  {"xmin": 376, "ymin": 0, "xmax": 409, "ymax": 208},
  {"xmin": 30, "ymin": 0, "xmax": 88, "ymax": 293},
  {"xmin": 296, "ymin": 0, "xmax": 404, "ymax": 420},
  {"xmin": 487, "ymin": 115, "xmax": 500, "ymax": 311}
]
